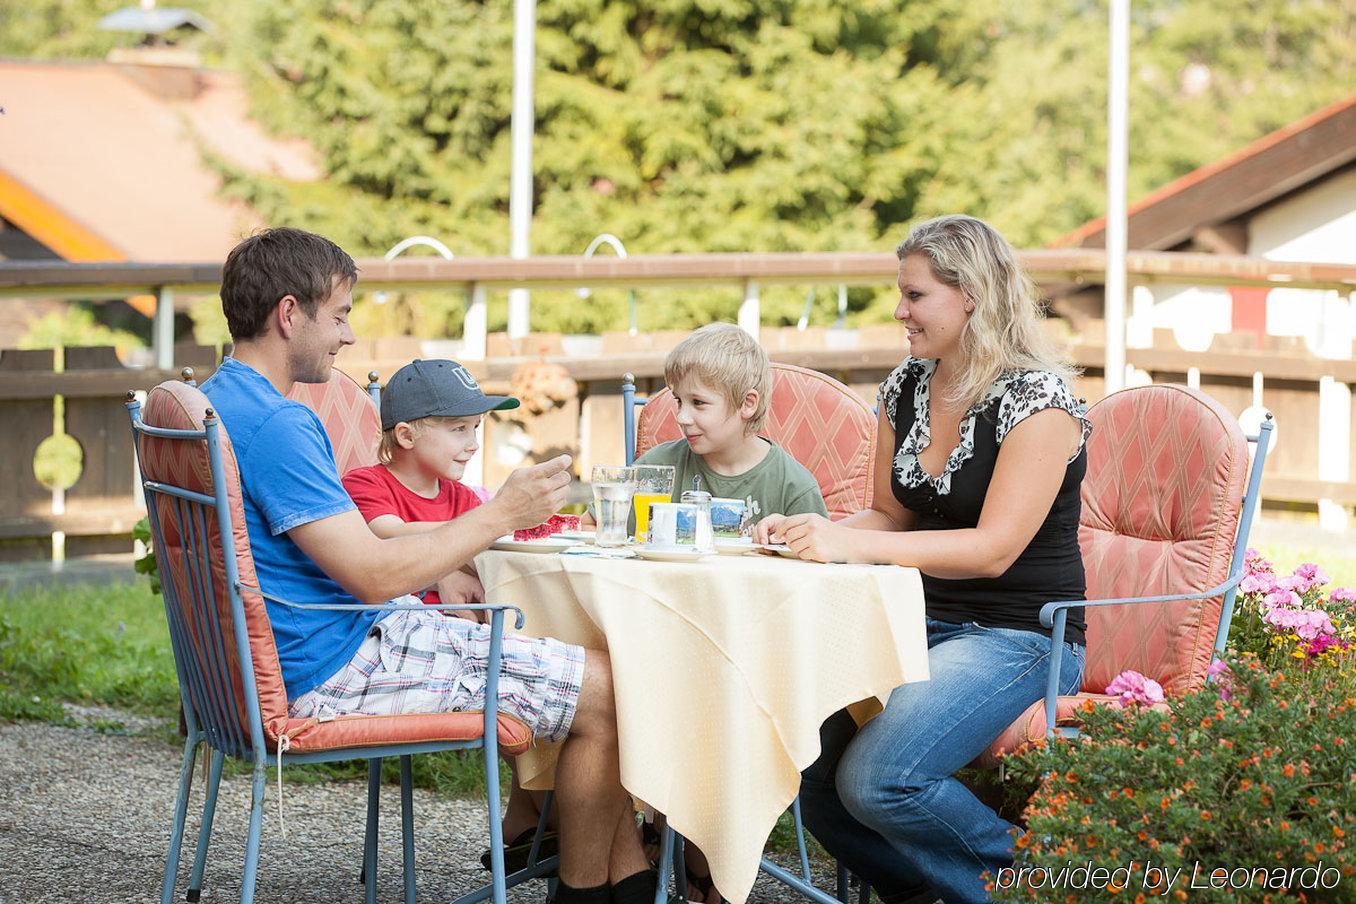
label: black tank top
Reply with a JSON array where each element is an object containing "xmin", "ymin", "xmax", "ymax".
[{"xmin": 882, "ymin": 360, "xmax": 1089, "ymax": 646}]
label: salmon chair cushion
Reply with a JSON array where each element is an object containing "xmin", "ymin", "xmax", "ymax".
[
  {"xmin": 286, "ymin": 367, "xmax": 381, "ymax": 476},
  {"xmin": 636, "ymin": 362, "xmax": 877, "ymax": 519},
  {"xmin": 976, "ymin": 385, "xmax": 1249, "ymax": 766},
  {"xmin": 139, "ymin": 381, "xmax": 531, "ymax": 757}
]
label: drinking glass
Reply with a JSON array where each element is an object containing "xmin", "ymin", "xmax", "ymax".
[
  {"xmin": 591, "ymin": 465, "xmax": 638, "ymax": 547},
  {"xmin": 631, "ymin": 464, "xmax": 676, "ymax": 542}
]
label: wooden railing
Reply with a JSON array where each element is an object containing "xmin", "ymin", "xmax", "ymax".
[{"xmin": 1, "ymin": 250, "xmax": 1353, "ymax": 560}]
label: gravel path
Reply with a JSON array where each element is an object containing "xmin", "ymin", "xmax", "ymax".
[{"xmin": 0, "ymin": 715, "xmax": 837, "ymax": 904}]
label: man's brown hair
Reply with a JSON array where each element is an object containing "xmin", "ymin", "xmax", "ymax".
[{"xmin": 220, "ymin": 227, "xmax": 358, "ymax": 341}]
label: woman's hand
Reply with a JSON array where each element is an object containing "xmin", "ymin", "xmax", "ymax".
[
  {"xmin": 779, "ymin": 513, "xmax": 854, "ymax": 563},
  {"xmin": 753, "ymin": 514, "xmax": 788, "ymax": 545}
]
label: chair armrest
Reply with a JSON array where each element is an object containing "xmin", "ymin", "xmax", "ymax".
[
  {"xmin": 1032, "ymin": 570, "xmax": 1243, "ymax": 738},
  {"xmin": 1038, "ymin": 571, "xmax": 1244, "ymax": 629},
  {"xmin": 235, "ymin": 581, "xmax": 526, "ymax": 629}
]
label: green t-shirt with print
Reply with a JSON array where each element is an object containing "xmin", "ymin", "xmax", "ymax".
[{"xmin": 634, "ymin": 438, "xmax": 828, "ymax": 529}]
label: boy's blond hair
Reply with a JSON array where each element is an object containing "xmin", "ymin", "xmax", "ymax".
[
  {"xmin": 377, "ymin": 416, "xmax": 454, "ymax": 465},
  {"xmin": 664, "ymin": 323, "xmax": 771, "ymax": 434}
]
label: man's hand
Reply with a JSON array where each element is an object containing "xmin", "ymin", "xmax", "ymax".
[
  {"xmin": 490, "ymin": 454, "xmax": 574, "ymax": 530},
  {"xmin": 437, "ymin": 571, "xmax": 487, "ymax": 622}
]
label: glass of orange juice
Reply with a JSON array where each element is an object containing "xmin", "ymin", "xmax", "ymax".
[{"xmin": 632, "ymin": 465, "xmax": 676, "ymax": 542}]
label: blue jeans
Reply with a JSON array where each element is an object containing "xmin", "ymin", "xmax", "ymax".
[{"xmin": 800, "ymin": 618, "xmax": 1085, "ymax": 904}]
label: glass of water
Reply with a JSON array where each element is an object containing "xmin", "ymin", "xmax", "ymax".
[{"xmin": 591, "ymin": 465, "xmax": 638, "ymax": 547}]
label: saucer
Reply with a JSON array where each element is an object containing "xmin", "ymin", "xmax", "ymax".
[
  {"xmin": 491, "ymin": 536, "xmax": 577, "ymax": 553},
  {"xmin": 714, "ymin": 538, "xmax": 756, "ymax": 556},
  {"xmin": 632, "ymin": 545, "xmax": 713, "ymax": 563}
]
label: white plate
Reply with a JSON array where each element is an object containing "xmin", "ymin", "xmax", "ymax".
[
  {"xmin": 491, "ymin": 536, "xmax": 577, "ymax": 553},
  {"xmin": 714, "ymin": 538, "xmax": 756, "ymax": 556},
  {"xmin": 554, "ymin": 530, "xmax": 596, "ymax": 543},
  {"xmin": 758, "ymin": 543, "xmax": 799, "ymax": 559},
  {"xmin": 632, "ymin": 546, "xmax": 713, "ymax": 563}
]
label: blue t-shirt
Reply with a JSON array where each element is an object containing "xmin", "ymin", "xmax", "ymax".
[{"xmin": 201, "ymin": 358, "xmax": 380, "ymax": 698}]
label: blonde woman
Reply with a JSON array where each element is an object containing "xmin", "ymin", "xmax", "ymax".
[{"xmin": 757, "ymin": 216, "xmax": 1091, "ymax": 904}]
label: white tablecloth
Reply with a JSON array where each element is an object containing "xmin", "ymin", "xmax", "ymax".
[{"xmin": 474, "ymin": 549, "xmax": 929, "ymax": 903}]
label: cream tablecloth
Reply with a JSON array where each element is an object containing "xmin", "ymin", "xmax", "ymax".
[{"xmin": 474, "ymin": 549, "xmax": 929, "ymax": 904}]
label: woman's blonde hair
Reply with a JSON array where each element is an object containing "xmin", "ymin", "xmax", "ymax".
[
  {"xmin": 896, "ymin": 215, "xmax": 1075, "ymax": 408},
  {"xmin": 664, "ymin": 323, "xmax": 772, "ymax": 434}
]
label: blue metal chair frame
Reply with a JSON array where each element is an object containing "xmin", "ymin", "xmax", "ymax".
[
  {"xmin": 1037, "ymin": 414, "xmax": 1273, "ymax": 740},
  {"xmin": 621, "ymin": 373, "xmax": 648, "ymax": 466},
  {"xmin": 127, "ymin": 386, "xmax": 557, "ymax": 904}
]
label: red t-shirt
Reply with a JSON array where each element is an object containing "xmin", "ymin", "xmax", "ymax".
[{"xmin": 341, "ymin": 464, "xmax": 483, "ymax": 607}]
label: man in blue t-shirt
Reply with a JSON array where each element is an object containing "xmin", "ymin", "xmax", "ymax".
[{"xmin": 201, "ymin": 228, "xmax": 652, "ymax": 904}]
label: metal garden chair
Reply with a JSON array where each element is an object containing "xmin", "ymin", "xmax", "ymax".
[
  {"xmin": 974, "ymin": 383, "xmax": 1274, "ymax": 761},
  {"xmin": 128, "ymin": 377, "xmax": 553, "ymax": 904}
]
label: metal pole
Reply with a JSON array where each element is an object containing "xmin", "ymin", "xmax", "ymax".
[
  {"xmin": 507, "ymin": 0, "xmax": 537, "ymax": 339},
  {"xmin": 739, "ymin": 280, "xmax": 760, "ymax": 338},
  {"xmin": 154, "ymin": 286, "xmax": 175, "ymax": 370},
  {"xmin": 1103, "ymin": 0, "xmax": 1130, "ymax": 393}
]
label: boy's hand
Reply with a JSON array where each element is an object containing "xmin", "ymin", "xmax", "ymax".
[
  {"xmin": 492, "ymin": 454, "xmax": 574, "ymax": 529},
  {"xmin": 753, "ymin": 514, "xmax": 788, "ymax": 545}
]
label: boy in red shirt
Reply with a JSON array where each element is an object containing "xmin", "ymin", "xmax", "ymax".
[
  {"xmin": 342, "ymin": 357, "xmax": 566, "ymax": 871},
  {"xmin": 342, "ymin": 358, "xmax": 512, "ymax": 619}
]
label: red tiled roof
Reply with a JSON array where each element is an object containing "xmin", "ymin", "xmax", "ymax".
[{"xmin": 0, "ymin": 60, "xmax": 319, "ymax": 262}]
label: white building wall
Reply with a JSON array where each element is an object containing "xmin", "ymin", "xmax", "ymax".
[
  {"xmin": 1249, "ymin": 165, "xmax": 1356, "ymax": 359},
  {"xmin": 1248, "ymin": 166, "xmax": 1356, "ymax": 530}
]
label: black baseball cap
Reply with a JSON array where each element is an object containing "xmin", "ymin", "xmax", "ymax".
[{"xmin": 380, "ymin": 359, "xmax": 519, "ymax": 430}]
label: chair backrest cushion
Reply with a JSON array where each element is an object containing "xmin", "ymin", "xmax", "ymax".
[
  {"xmin": 287, "ymin": 368, "xmax": 382, "ymax": 476},
  {"xmin": 140, "ymin": 381, "xmax": 291, "ymax": 746},
  {"xmin": 1078, "ymin": 384, "xmax": 1248, "ymax": 697},
  {"xmin": 636, "ymin": 362, "xmax": 876, "ymax": 520}
]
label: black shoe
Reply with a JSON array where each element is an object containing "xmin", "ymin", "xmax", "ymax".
[{"xmin": 480, "ymin": 827, "xmax": 560, "ymax": 874}]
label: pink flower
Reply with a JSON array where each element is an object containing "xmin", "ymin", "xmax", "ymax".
[
  {"xmin": 1301, "ymin": 634, "xmax": 1351, "ymax": 659},
  {"xmin": 1105, "ymin": 669, "xmax": 1166, "ymax": 707},
  {"xmin": 1244, "ymin": 548, "xmax": 1274, "ymax": 575},
  {"xmin": 1262, "ymin": 589, "xmax": 1302, "ymax": 612},
  {"xmin": 1240, "ymin": 571, "xmax": 1277, "ymax": 595},
  {"xmin": 1263, "ymin": 606, "xmax": 1337, "ymax": 642},
  {"xmin": 1206, "ymin": 659, "xmax": 1233, "ymax": 700},
  {"xmin": 1280, "ymin": 563, "xmax": 1330, "ymax": 596},
  {"xmin": 1329, "ymin": 587, "xmax": 1356, "ymax": 604}
]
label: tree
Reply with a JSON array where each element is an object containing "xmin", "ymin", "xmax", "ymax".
[{"xmin": 7, "ymin": 0, "xmax": 1356, "ymax": 333}]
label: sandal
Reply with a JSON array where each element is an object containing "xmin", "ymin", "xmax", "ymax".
[
  {"xmin": 642, "ymin": 823, "xmax": 719, "ymax": 903},
  {"xmin": 479, "ymin": 826, "xmax": 560, "ymax": 874}
]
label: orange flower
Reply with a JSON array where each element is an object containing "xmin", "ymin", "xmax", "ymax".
[
  {"xmin": 1123, "ymin": 787, "xmax": 1134, "ymax": 798},
  {"xmin": 1201, "ymin": 811, "xmax": 1212, "ymax": 821},
  {"xmin": 1284, "ymin": 764, "xmax": 1296, "ymax": 778}
]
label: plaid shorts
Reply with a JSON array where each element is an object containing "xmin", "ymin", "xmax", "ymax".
[{"xmin": 289, "ymin": 605, "xmax": 586, "ymax": 743}]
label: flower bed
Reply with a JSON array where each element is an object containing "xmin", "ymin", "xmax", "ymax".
[{"xmin": 993, "ymin": 556, "xmax": 1356, "ymax": 901}]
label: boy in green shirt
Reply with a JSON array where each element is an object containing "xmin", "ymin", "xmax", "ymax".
[
  {"xmin": 634, "ymin": 323, "xmax": 826, "ymax": 902},
  {"xmin": 637, "ymin": 323, "xmax": 827, "ymax": 529}
]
